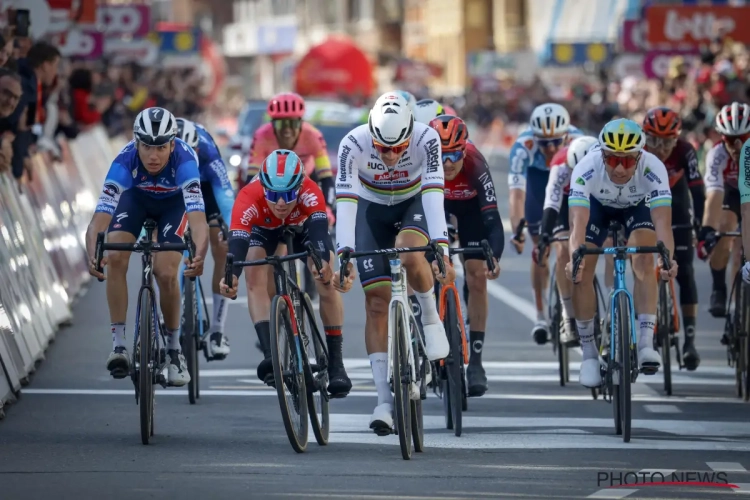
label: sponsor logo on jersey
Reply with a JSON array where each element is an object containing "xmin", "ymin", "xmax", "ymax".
[
  {"xmin": 375, "ymin": 170, "xmax": 408, "ymax": 181},
  {"xmin": 425, "ymin": 138, "xmax": 440, "ymax": 173},
  {"xmin": 367, "ymin": 162, "xmax": 387, "ymax": 170},
  {"xmin": 575, "ymin": 177, "xmax": 585, "ymax": 185},
  {"xmin": 643, "ymin": 167, "xmax": 662, "ymax": 184},
  {"xmin": 311, "ymin": 211, "xmax": 327, "ymax": 221},
  {"xmin": 479, "ymin": 172, "xmax": 496, "ymax": 202},
  {"xmin": 103, "ymin": 182, "xmax": 120, "ymax": 198},
  {"xmin": 524, "ymin": 139, "xmax": 534, "ymax": 150},
  {"xmin": 185, "ymin": 180, "xmax": 202, "ymax": 194},
  {"xmin": 241, "ymin": 205, "xmax": 259, "ymax": 225},
  {"xmin": 298, "ymin": 191, "xmax": 319, "ymax": 207},
  {"xmin": 582, "ymin": 169, "xmax": 594, "ymax": 181},
  {"xmin": 744, "ymin": 150, "xmax": 750, "ymax": 188},
  {"xmin": 339, "ymin": 145, "xmax": 352, "ymax": 182},
  {"xmin": 347, "ymin": 134, "xmax": 363, "ymax": 152}
]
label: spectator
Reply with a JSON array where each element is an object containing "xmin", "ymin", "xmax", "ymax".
[
  {"xmin": 0, "ymin": 68, "xmax": 21, "ymax": 117},
  {"xmin": 69, "ymin": 67, "xmax": 110, "ymax": 128}
]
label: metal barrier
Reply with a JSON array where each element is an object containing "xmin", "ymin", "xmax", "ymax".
[{"xmin": 0, "ymin": 126, "xmax": 115, "ymax": 418}]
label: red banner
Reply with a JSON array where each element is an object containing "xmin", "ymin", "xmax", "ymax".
[{"xmin": 646, "ymin": 5, "xmax": 750, "ymax": 46}]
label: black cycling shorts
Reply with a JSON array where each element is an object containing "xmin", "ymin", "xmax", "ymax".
[
  {"xmin": 552, "ymin": 195, "xmax": 570, "ymax": 236},
  {"xmin": 247, "ymin": 226, "xmax": 307, "ymax": 257},
  {"xmin": 585, "ymin": 198, "xmax": 654, "ymax": 247},
  {"xmin": 723, "ymin": 184, "xmax": 741, "ymax": 220}
]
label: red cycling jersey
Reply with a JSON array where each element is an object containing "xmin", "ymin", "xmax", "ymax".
[
  {"xmin": 444, "ymin": 142, "xmax": 498, "ymax": 209},
  {"xmin": 658, "ymin": 138, "xmax": 703, "ymax": 189}
]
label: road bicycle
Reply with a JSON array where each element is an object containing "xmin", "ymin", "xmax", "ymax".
[
  {"xmin": 225, "ymin": 228, "xmax": 331, "ymax": 453},
  {"xmin": 571, "ymin": 221, "xmax": 671, "ymax": 443},
  {"xmin": 95, "ymin": 219, "xmax": 190, "ymax": 445},
  {"xmin": 179, "ymin": 217, "xmax": 229, "ymax": 404},
  {"xmin": 339, "ymin": 240, "xmax": 444, "ymax": 460},
  {"xmin": 433, "ymin": 239, "xmax": 494, "ymax": 437}
]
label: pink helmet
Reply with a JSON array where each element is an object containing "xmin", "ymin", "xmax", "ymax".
[
  {"xmin": 267, "ymin": 92, "xmax": 306, "ymax": 119},
  {"xmin": 443, "ymin": 104, "xmax": 458, "ymax": 116}
]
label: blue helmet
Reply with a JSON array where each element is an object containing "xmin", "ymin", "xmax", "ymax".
[{"xmin": 259, "ymin": 149, "xmax": 304, "ymax": 192}]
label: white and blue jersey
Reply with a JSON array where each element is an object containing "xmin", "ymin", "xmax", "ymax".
[
  {"xmin": 195, "ymin": 125, "xmax": 234, "ymax": 221},
  {"xmin": 507, "ymin": 126, "xmax": 582, "ymax": 235}
]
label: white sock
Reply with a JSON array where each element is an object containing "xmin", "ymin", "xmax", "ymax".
[
  {"xmin": 638, "ymin": 314, "xmax": 656, "ymax": 351},
  {"xmin": 212, "ymin": 293, "xmax": 228, "ymax": 333},
  {"xmin": 111, "ymin": 323, "xmax": 126, "ymax": 349},
  {"xmin": 369, "ymin": 352, "xmax": 392, "ymax": 406},
  {"xmin": 415, "ymin": 289, "xmax": 439, "ymax": 325},
  {"xmin": 576, "ymin": 318, "xmax": 597, "ymax": 359},
  {"xmin": 561, "ymin": 297, "xmax": 575, "ymax": 319},
  {"xmin": 166, "ymin": 328, "xmax": 181, "ymax": 351}
]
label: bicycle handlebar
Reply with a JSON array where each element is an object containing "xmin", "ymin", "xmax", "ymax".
[
  {"xmin": 94, "ymin": 231, "xmax": 189, "ymax": 283},
  {"xmin": 338, "ymin": 240, "xmax": 446, "ymax": 289},
  {"xmin": 571, "ymin": 240, "xmax": 671, "ymax": 284},
  {"xmin": 536, "ymin": 233, "xmax": 569, "ymax": 258},
  {"xmin": 448, "ymin": 239, "xmax": 496, "ymax": 274}
]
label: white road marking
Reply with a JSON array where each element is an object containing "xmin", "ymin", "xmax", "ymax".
[
  {"xmin": 204, "ymin": 296, "xmax": 247, "ymax": 306},
  {"xmin": 638, "ymin": 469, "xmax": 676, "ymax": 475},
  {"xmin": 706, "ymin": 462, "xmax": 748, "ymax": 472},
  {"xmin": 733, "ymin": 483, "xmax": 750, "ymax": 493},
  {"xmin": 586, "ymin": 490, "xmax": 638, "ymax": 499},
  {"xmin": 643, "ymin": 405, "xmax": 681, "ymax": 413}
]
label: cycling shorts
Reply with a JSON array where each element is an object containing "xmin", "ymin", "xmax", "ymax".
[
  {"xmin": 552, "ymin": 195, "xmax": 570, "ymax": 236},
  {"xmin": 585, "ymin": 198, "xmax": 653, "ymax": 247},
  {"xmin": 723, "ymin": 184, "xmax": 741, "ymax": 220},
  {"xmin": 247, "ymin": 226, "xmax": 308, "ymax": 257},
  {"xmin": 108, "ymin": 190, "xmax": 187, "ymax": 244}
]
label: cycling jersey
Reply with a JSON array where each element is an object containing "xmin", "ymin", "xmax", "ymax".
[
  {"xmin": 95, "ymin": 139, "xmax": 204, "ymax": 215},
  {"xmin": 704, "ymin": 142, "xmax": 739, "ymax": 192},
  {"xmin": 508, "ymin": 125, "xmax": 583, "ymax": 191},
  {"xmin": 444, "ymin": 141, "xmax": 504, "ymax": 258},
  {"xmin": 569, "ymin": 146, "xmax": 672, "ymax": 210},
  {"xmin": 335, "ymin": 122, "xmax": 449, "ymax": 253},
  {"xmin": 740, "ymin": 138, "xmax": 750, "ymax": 204},
  {"xmin": 195, "ymin": 125, "xmax": 234, "ymax": 221},
  {"xmin": 543, "ymin": 147, "xmax": 571, "ymax": 212},
  {"xmin": 658, "ymin": 137, "xmax": 705, "ymax": 222}
]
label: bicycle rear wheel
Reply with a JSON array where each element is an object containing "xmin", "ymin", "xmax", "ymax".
[
  {"xmin": 181, "ymin": 279, "xmax": 199, "ymax": 405},
  {"xmin": 138, "ymin": 290, "xmax": 155, "ymax": 445},
  {"xmin": 612, "ymin": 293, "xmax": 633, "ymax": 443},
  {"xmin": 444, "ymin": 290, "xmax": 463, "ymax": 437},
  {"xmin": 270, "ymin": 295, "xmax": 308, "ymax": 453},
  {"xmin": 740, "ymin": 280, "xmax": 750, "ymax": 401},
  {"xmin": 591, "ymin": 276, "xmax": 604, "ymax": 400},
  {"xmin": 409, "ymin": 314, "xmax": 424, "ymax": 452},
  {"xmin": 392, "ymin": 301, "xmax": 412, "ymax": 460},
  {"xmin": 300, "ymin": 292, "xmax": 330, "ymax": 446},
  {"xmin": 656, "ymin": 280, "xmax": 672, "ymax": 396}
]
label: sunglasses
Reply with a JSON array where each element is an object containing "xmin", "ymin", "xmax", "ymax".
[
  {"xmin": 442, "ymin": 150, "xmax": 465, "ymax": 163},
  {"xmin": 602, "ymin": 151, "xmax": 641, "ymax": 169},
  {"xmin": 645, "ymin": 135, "xmax": 678, "ymax": 149},
  {"xmin": 721, "ymin": 134, "xmax": 750, "ymax": 149},
  {"xmin": 373, "ymin": 138, "xmax": 410, "ymax": 155},
  {"xmin": 264, "ymin": 188, "xmax": 300, "ymax": 204},
  {"xmin": 272, "ymin": 119, "xmax": 302, "ymax": 131},
  {"xmin": 536, "ymin": 136, "xmax": 565, "ymax": 148}
]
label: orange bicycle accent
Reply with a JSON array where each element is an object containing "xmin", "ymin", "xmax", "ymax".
[
  {"xmin": 438, "ymin": 269, "xmax": 469, "ymax": 365},
  {"xmin": 654, "ymin": 266, "xmax": 680, "ymax": 332}
]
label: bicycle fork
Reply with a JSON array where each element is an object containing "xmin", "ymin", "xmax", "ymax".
[{"xmin": 388, "ymin": 262, "xmax": 420, "ymax": 402}]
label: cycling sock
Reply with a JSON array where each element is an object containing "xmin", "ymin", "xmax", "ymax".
[
  {"xmin": 324, "ymin": 326, "xmax": 342, "ymax": 337},
  {"xmin": 469, "ymin": 331, "xmax": 484, "ymax": 365},
  {"xmin": 683, "ymin": 315, "xmax": 696, "ymax": 337},
  {"xmin": 637, "ymin": 314, "xmax": 656, "ymax": 351},
  {"xmin": 165, "ymin": 327, "xmax": 181, "ymax": 351},
  {"xmin": 576, "ymin": 318, "xmax": 597, "ymax": 359},
  {"xmin": 212, "ymin": 294, "xmax": 227, "ymax": 333},
  {"xmin": 561, "ymin": 297, "xmax": 575, "ymax": 319},
  {"xmin": 415, "ymin": 289, "xmax": 439, "ymax": 325},
  {"xmin": 111, "ymin": 323, "xmax": 126, "ymax": 349},
  {"xmin": 408, "ymin": 294, "xmax": 423, "ymax": 327},
  {"xmin": 711, "ymin": 267, "xmax": 726, "ymax": 290},
  {"xmin": 254, "ymin": 321, "xmax": 271, "ymax": 358},
  {"xmin": 369, "ymin": 352, "xmax": 392, "ymax": 406}
]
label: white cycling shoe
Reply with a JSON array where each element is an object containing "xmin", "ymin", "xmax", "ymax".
[
  {"xmin": 423, "ymin": 322, "xmax": 450, "ymax": 360},
  {"xmin": 638, "ymin": 345, "xmax": 661, "ymax": 373},
  {"xmin": 579, "ymin": 358, "xmax": 603, "ymax": 388},
  {"xmin": 369, "ymin": 403, "xmax": 393, "ymax": 435},
  {"xmin": 208, "ymin": 332, "xmax": 230, "ymax": 358},
  {"xmin": 166, "ymin": 349, "xmax": 191, "ymax": 386}
]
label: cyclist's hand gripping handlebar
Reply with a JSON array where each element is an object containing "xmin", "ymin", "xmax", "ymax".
[
  {"xmin": 305, "ymin": 241, "xmax": 324, "ymax": 279},
  {"xmin": 95, "ymin": 232, "xmax": 105, "ymax": 282},
  {"xmin": 224, "ymin": 253, "xmax": 237, "ymax": 300},
  {"xmin": 480, "ymin": 239, "xmax": 496, "ymax": 274},
  {"xmin": 338, "ymin": 247, "xmax": 352, "ymax": 289}
]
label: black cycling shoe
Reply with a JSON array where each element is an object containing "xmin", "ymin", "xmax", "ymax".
[
  {"xmin": 325, "ymin": 335, "xmax": 351, "ymax": 398},
  {"xmin": 709, "ymin": 287, "xmax": 727, "ymax": 318},
  {"xmin": 257, "ymin": 357, "xmax": 274, "ymax": 385},
  {"xmin": 683, "ymin": 335, "xmax": 701, "ymax": 371},
  {"xmin": 466, "ymin": 362, "xmax": 488, "ymax": 397}
]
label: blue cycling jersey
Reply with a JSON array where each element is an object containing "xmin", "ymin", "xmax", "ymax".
[
  {"xmin": 195, "ymin": 124, "xmax": 234, "ymax": 221},
  {"xmin": 507, "ymin": 125, "xmax": 583, "ymax": 191},
  {"xmin": 95, "ymin": 138, "xmax": 204, "ymax": 215}
]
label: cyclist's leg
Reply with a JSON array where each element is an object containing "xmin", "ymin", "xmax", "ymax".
[
  {"xmin": 553, "ymin": 195, "xmax": 577, "ymax": 344},
  {"xmin": 709, "ymin": 187, "xmax": 739, "ymax": 316},
  {"xmin": 104, "ymin": 189, "xmax": 144, "ymax": 375},
  {"xmin": 526, "ymin": 168, "xmax": 551, "ymax": 344},
  {"xmin": 573, "ymin": 198, "xmax": 606, "ymax": 387},
  {"xmin": 671, "ymin": 178, "xmax": 699, "ymax": 369},
  {"xmin": 398, "ymin": 194, "xmax": 449, "ymax": 361},
  {"xmin": 623, "ymin": 201, "xmax": 661, "ymax": 370},
  {"xmin": 457, "ymin": 211, "xmax": 489, "ymax": 395},
  {"xmin": 201, "ymin": 182, "xmax": 231, "ymax": 357},
  {"xmin": 603, "ymin": 236, "xmax": 615, "ymax": 292}
]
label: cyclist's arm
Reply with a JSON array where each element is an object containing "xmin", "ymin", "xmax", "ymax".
[
  {"xmin": 227, "ymin": 188, "xmax": 258, "ymax": 278},
  {"xmin": 567, "ymin": 163, "xmax": 593, "ymax": 252},
  {"xmin": 508, "ymin": 140, "xmax": 530, "ymax": 233},
  {"xmin": 206, "ymin": 157, "xmax": 236, "ymax": 222},
  {"xmin": 738, "ymin": 139, "xmax": 750, "ymax": 258},
  {"xmin": 644, "ymin": 161, "xmax": 675, "ymax": 257},
  {"xmin": 541, "ymin": 164, "xmax": 570, "ymax": 237},
  {"xmin": 420, "ymin": 128, "xmax": 450, "ymax": 251},
  {"xmin": 246, "ymin": 131, "xmax": 266, "ymax": 182},
  {"xmin": 86, "ymin": 161, "xmax": 132, "ymax": 257},
  {"xmin": 312, "ymin": 129, "xmax": 333, "ymax": 181},
  {"xmin": 177, "ymin": 158, "xmax": 209, "ymax": 260},
  {"xmin": 303, "ymin": 212, "xmax": 334, "ymax": 262},
  {"xmin": 469, "ymin": 148, "xmax": 504, "ymax": 258},
  {"xmin": 335, "ymin": 135, "xmax": 362, "ymax": 253},
  {"xmin": 702, "ymin": 146, "xmax": 725, "ymax": 230},
  {"xmin": 683, "ymin": 142, "xmax": 705, "ymax": 223}
]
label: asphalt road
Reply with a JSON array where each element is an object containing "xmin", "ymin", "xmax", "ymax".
[{"xmin": 1, "ymin": 154, "xmax": 749, "ymax": 500}]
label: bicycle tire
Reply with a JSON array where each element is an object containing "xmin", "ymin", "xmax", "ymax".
[
  {"xmin": 300, "ymin": 292, "xmax": 330, "ymax": 446},
  {"xmin": 732, "ymin": 274, "xmax": 744, "ymax": 399},
  {"xmin": 392, "ymin": 301, "xmax": 412, "ymax": 460},
  {"xmin": 444, "ymin": 290, "xmax": 463, "ymax": 437},
  {"xmin": 409, "ymin": 313, "xmax": 425, "ymax": 452},
  {"xmin": 270, "ymin": 294, "xmax": 308, "ymax": 453},
  {"xmin": 591, "ymin": 276, "xmax": 605, "ymax": 400},
  {"xmin": 656, "ymin": 280, "xmax": 672, "ymax": 396},
  {"xmin": 741, "ymin": 280, "xmax": 750, "ymax": 401},
  {"xmin": 138, "ymin": 290, "xmax": 154, "ymax": 445},
  {"xmin": 549, "ymin": 268, "xmax": 568, "ymax": 387},
  {"xmin": 615, "ymin": 293, "xmax": 633, "ymax": 442},
  {"xmin": 182, "ymin": 279, "xmax": 199, "ymax": 405}
]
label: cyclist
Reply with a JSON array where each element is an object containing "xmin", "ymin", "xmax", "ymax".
[
  {"xmin": 414, "ymin": 98, "xmax": 444, "ymax": 124},
  {"xmin": 333, "ymin": 91, "xmax": 454, "ymax": 433},
  {"xmin": 430, "ymin": 115, "xmax": 502, "ymax": 398},
  {"xmin": 739, "ymin": 138, "xmax": 750, "ymax": 283},
  {"xmin": 218, "ymin": 150, "xmax": 352, "ymax": 397},
  {"xmin": 536, "ymin": 136, "xmax": 598, "ymax": 346},
  {"xmin": 508, "ymin": 103, "xmax": 582, "ymax": 345},
  {"xmin": 642, "ymin": 107, "xmax": 706, "ymax": 370},
  {"xmin": 702, "ymin": 102, "xmax": 750, "ymax": 317},
  {"xmin": 176, "ymin": 118, "xmax": 233, "ymax": 359},
  {"xmin": 396, "ymin": 90, "xmax": 418, "ymax": 117},
  {"xmin": 566, "ymin": 119, "xmax": 678, "ymax": 387},
  {"xmin": 86, "ymin": 107, "xmax": 209, "ymax": 386}
]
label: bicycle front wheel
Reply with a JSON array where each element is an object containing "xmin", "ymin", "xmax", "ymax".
[
  {"xmin": 270, "ymin": 294, "xmax": 309, "ymax": 453},
  {"xmin": 392, "ymin": 301, "xmax": 412, "ymax": 460},
  {"xmin": 181, "ymin": 279, "xmax": 199, "ymax": 405},
  {"xmin": 300, "ymin": 292, "xmax": 330, "ymax": 446},
  {"xmin": 656, "ymin": 280, "xmax": 672, "ymax": 396},
  {"xmin": 444, "ymin": 290, "xmax": 463, "ymax": 437},
  {"xmin": 612, "ymin": 292, "xmax": 633, "ymax": 443},
  {"xmin": 138, "ymin": 289, "xmax": 155, "ymax": 445}
]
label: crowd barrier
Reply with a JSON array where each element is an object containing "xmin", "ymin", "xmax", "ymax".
[{"xmin": 0, "ymin": 126, "xmax": 117, "ymax": 418}]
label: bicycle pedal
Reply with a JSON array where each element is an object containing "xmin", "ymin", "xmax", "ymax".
[
  {"xmin": 263, "ymin": 375, "xmax": 276, "ymax": 387},
  {"xmin": 370, "ymin": 423, "xmax": 394, "ymax": 436},
  {"xmin": 328, "ymin": 391, "xmax": 348, "ymax": 399},
  {"xmin": 639, "ymin": 364, "xmax": 659, "ymax": 375},
  {"xmin": 109, "ymin": 368, "xmax": 128, "ymax": 379}
]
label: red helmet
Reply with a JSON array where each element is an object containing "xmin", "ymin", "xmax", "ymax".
[
  {"xmin": 643, "ymin": 107, "xmax": 681, "ymax": 138},
  {"xmin": 442, "ymin": 104, "xmax": 458, "ymax": 116},
  {"xmin": 267, "ymin": 92, "xmax": 306, "ymax": 120},
  {"xmin": 429, "ymin": 115, "xmax": 468, "ymax": 152}
]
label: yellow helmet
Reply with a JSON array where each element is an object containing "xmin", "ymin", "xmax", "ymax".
[{"xmin": 598, "ymin": 118, "xmax": 645, "ymax": 154}]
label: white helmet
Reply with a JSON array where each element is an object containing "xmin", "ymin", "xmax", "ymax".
[
  {"xmin": 134, "ymin": 107, "xmax": 177, "ymax": 146},
  {"xmin": 396, "ymin": 90, "xmax": 417, "ymax": 117},
  {"xmin": 176, "ymin": 117, "xmax": 199, "ymax": 148},
  {"xmin": 530, "ymin": 103, "xmax": 571, "ymax": 137},
  {"xmin": 368, "ymin": 92, "xmax": 414, "ymax": 146},
  {"xmin": 414, "ymin": 99, "xmax": 444, "ymax": 124},
  {"xmin": 715, "ymin": 102, "xmax": 750, "ymax": 136},
  {"xmin": 566, "ymin": 136, "xmax": 598, "ymax": 168}
]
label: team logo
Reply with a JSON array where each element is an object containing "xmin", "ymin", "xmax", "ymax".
[
  {"xmin": 103, "ymin": 182, "xmax": 120, "ymax": 198},
  {"xmin": 185, "ymin": 180, "xmax": 202, "ymax": 194},
  {"xmin": 575, "ymin": 177, "xmax": 585, "ymax": 186}
]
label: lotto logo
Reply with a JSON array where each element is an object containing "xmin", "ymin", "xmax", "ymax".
[{"xmin": 98, "ymin": 5, "xmax": 151, "ymax": 37}]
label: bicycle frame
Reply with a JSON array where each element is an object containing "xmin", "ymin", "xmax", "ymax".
[
  {"xmin": 437, "ymin": 283, "xmax": 468, "ymax": 365},
  {"xmin": 387, "ymin": 257, "xmax": 422, "ymax": 399},
  {"xmin": 606, "ymin": 252, "xmax": 637, "ymax": 364}
]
